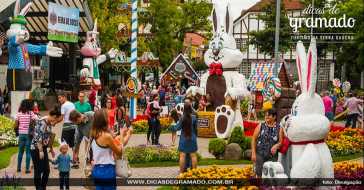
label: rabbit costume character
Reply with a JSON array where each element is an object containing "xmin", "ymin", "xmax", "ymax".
[
  {"xmin": 282, "ymin": 38, "xmax": 334, "ymax": 179},
  {"xmin": 287, "ymin": 38, "xmax": 334, "ymax": 178},
  {"xmin": 80, "ymin": 19, "xmax": 117, "ymax": 90},
  {"xmin": 7, "ymin": 0, "xmax": 63, "ymax": 118},
  {"xmin": 187, "ymin": 0, "xmax": 249, "ymax": 138}
]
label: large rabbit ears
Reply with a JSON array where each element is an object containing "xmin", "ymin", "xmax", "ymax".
[
  {"xmin": 296, "ymin": 38, "xmax": 317, "ymax": 97},
  {"xmin": 14, "ymin": 0, "xmax": 32, "ymax": 16},
  {"xmin": 93, "ymin": 19, "xmax": 98, "ymax": 33},
  {"xmin": 211, "ymin": 1, "xmax": 233, "ymax": 35},
  {"xmin": 87, "ymin": 18, "xmax": 99, "ymax": 39}
]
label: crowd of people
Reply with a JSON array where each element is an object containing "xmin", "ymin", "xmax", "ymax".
[
  {"xmin": 10, "ymin": 83, "xmax": 199, "ymax": 190},
  {"xmin": 12, "ymin": 89, "xmax": 133, "ymax": 190},
  {"xmin": 320, "ymin": 91, "xmax": 363, "ymax": 129},
  {"xmin": 7, "ymin": 80, "xmax": 364, "ymax": 188}
]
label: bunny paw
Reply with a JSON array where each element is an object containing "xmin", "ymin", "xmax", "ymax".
[
  {"xmin": 175, "ymin": 103, "xmax": 184, "ymax": 117},
  {"xmin": 214, "ymin": 105, "xmax": 235, "ymax": 138}
]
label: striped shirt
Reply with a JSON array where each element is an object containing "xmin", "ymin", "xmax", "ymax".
[{"xmin": 16, "ymin": 111, "xmax": 37, "ymax": 134}]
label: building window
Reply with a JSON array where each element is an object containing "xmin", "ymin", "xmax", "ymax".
[{"xmin": 239, "ymin": 61, "xmax": 251, "ymax": 77}]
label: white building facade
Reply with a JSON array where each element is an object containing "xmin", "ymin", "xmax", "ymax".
[{"xmin": 233, "ymin": 0, "xmax": 335, "ymax": 90}]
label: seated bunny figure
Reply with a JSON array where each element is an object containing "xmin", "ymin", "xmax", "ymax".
[
  {"xmin": 6, "ymin": 0, "xmax": 63, "ymax": 118},
  {"xmin": 187, "ymin": 0, "xmax": 249, "ymax": 138},
  {"xmin": 286, "ymin": 38, "xmax": 334, "ymax": 178},
  {"xmin": 80, "ymin": 19, "xmax": 117, "ymax": 90}
]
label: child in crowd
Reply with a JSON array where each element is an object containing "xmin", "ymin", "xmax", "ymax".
[
  {"xmin": 247, "ymin": 93, "xmax": 257, "ymax": 121},
  {"xmin": 33, "ymin": 101, "xmax": 40, "ymax": 115},
  {"xmin": 169, "ymin": 109, "xmax": 180, "ymax": 146},
  {"xmin": 198, "ymin": 95, "xmax": 207, "ymax": 111},
  {"xmin": 51, "ymin": 142, "xmax": 71, "ymax": 190}
]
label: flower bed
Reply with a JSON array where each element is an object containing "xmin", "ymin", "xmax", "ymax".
[
  {"xmin": 327, "ymin": 128, "xmax": 364, "ymax": 156},
  {"xmin": 176, "ymin": 166, "xmax": 258, "ymax": 190},
  {"xmin": 131, "ymin": 115, "xmax": 172, "ymax": 133},
  {"xmin": 334, "ymin": 161, "xmax": 364, "ymax": 179},
  {"xmin": 0, "ymin": 116, "xmax": 17, "ymax": 149},
  {"xmin": 243, "ymin": 121, "xmax": 259, "ymax": 137},
  {"xmin": 334, "ymin": 162, "xmax": 363, "ymax": 190}
]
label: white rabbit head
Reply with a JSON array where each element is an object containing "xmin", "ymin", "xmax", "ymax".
[
  {"xmin": 287, "ymin": 38, "xmax": 330, "ymax": 142},
  {"xmin": 204, "ymin": 0, "xmax": 243, "ymax": 69},
  {"xmin": 6, "ymin": 0, "xmax": 32, "ymax": 42},
  {"xmin": 80, "ymin": 19, "xmax": 101, "ymax": 57}
]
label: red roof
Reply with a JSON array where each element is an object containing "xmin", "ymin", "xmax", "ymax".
[
  {"xmin": 183, "ymin": 33, "xmax": 205, "ymax": 47},
  {"xmin": 248, "ymin": 0, "xmax": 304, "ymax": 12}
]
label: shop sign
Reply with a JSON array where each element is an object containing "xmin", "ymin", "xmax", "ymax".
[{"xmin": 48, "ymin": 2, "xmax": 80, "ymax": 43}]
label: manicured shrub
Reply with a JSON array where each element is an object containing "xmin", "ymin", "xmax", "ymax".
[
  {"xmin": 208, "ymin": 138, "xmax": 226, "ymax": 158},
  {"xmin": 228, "ymin": 126, "xmax": 251, "ymax": 151}
]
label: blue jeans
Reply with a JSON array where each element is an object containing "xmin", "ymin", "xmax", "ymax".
[
  {"xmin": 17, "ymin": 134, "xmax": 31, "ymax": 171},
  {"xmin": 92, "ymin": 164, "xmax": 116, "ymax": 190}
]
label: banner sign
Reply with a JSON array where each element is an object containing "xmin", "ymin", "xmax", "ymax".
[
  {"xmin": 48, "ymin": 2, "xmax": 80, "ymax": 43},
  {"xmin": 197, "ymin": 118, "xmax": 209, "ymax": 128}
]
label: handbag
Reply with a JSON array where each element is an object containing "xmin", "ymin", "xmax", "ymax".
[
  {"xmin": 279, "ymin": 137, "xmax": 291, "ymax": 154},
  {"xmin": 115, "ymin": 154, "xmax": 132, "ymax": 178}
]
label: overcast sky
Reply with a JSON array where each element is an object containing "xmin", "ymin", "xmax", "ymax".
[{"xmin": 229, "ymin": 0, "xmax": 259, "ymax": 20}]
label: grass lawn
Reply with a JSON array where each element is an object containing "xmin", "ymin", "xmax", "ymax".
[
  {"xmin": 157, "ymin": 187, "xmax": 173, "ymax": 190},
  {"xmin": 0, "ymin": 143, "xmax": 61, "ymax": 170},
  {"xmin": 0, "ymin": 147, "xmax": 18, "ymax": 169}
]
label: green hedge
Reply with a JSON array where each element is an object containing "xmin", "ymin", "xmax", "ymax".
[
  {"xmin": 125, "ymin": 145, "xmax": 202, "ymax": 164},
  {"xmin": 228, "ymin": 126, "xmax": 251, "ymax": 151},
  {"xmin": 125, "ymin": 146, "xmax": 179, "ymax": 163}
]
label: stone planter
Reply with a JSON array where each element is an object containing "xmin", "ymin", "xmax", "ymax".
[
  {"xmin": 243, "ymin": 149, "xmax": 252, "ymax": 160},
  {"xmin": 223, "ymin": 143, "xmax": 242, "ymax": 160}
]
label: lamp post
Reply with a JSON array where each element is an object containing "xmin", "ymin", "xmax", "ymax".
[
  {"xmin": 129, "ymin": 0, "xmax": 138, "ymax": 119},
  {"xmin": 273, "ymin": 0, "xmax": 281, "ymax": 77}
]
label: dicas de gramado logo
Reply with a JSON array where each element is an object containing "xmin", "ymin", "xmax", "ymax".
[{"xmin": 289, "ymin": 4, "xmax": 356, "ymax": 32}]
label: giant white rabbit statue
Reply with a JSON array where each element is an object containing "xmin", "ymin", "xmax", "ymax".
[
  {"xmin": 80, "ymin": 19, "xmax": 118, "ymax": 90},
  {"xmin": 187, "ymin": 0, "xmax": 249, "ymax": 138},
  {"xmin": 285, "ymin": 37, "xmax": 334, "ymax": 178},
  {"xmin": 6, "ymin": 0, "xmax": 63, "ymax": 118}
]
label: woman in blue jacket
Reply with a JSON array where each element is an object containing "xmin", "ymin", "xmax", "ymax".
[{"xmin": 175, "ymin": 100, "xmax": 198, "ymax": 173}]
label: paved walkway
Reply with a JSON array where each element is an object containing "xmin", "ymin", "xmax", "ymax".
[
  {"xmin": 0, "ymin": 120, "xmax": 217, "ymax": 190},
  {"xmin": 1, "ymin": 118, "xmax": 362, "ymax": 190}
]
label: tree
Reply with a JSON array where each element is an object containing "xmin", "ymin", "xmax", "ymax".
[
  {"xmin": 249, "ymin": 1, "xmax": 292, "ymax": 57},
  {"xmin": 140, "ymin": 0, "xmax": 212, "ymax": 69},
  {"xmin": 332, "ymin": 0, "xmax": 364, "ymax": 87},
  {"xmin": 87, "ymin": 0, "xmax": 129, "ymax": 50}
]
